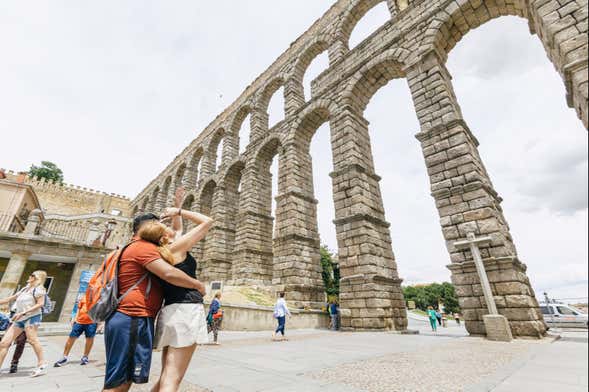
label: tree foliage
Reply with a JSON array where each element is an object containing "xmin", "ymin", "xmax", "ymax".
[
  {"xmin": 29, "ymin": 161, "xmax": 64, "ymax": 183},
  {"xmin": 320, "ymin": 245, "xmax": 340, "ymax": 302},
  {"xmin": 403, "ymin": 282, "xmax": 460, "ymax": 314}
]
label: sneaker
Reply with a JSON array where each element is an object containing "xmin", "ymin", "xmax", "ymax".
[
  {"xmin": 31, "ymin": 364, "xmax": 47, "ymax": 377},
  {"xmin": 80, "ymin": 356, "xmax": 89, "ymax": 366},
  {"xmin": 9, "ymin": 364, "xmax": 18, "ymax": 374},
  {"xmin": 54, "ymin": 357, "xmax": 68, "ymax": 367}
]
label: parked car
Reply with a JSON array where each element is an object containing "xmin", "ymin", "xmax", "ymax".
[{"xmin": 539, "ymin": 302, "xmax": 588, "ymax": 329}]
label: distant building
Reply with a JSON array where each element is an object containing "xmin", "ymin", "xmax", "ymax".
[{"xmin": 0, "ymin": 170, "xmax": 132, "ymax": 322}]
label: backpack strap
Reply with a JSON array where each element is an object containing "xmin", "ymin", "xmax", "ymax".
[
  {"xmin": 117, "ymin": 272, "xmax": 150, "ymax": 303},
  {"xmin": 114, "ymin": 239, "xmax": 153, "ymax": 303}
]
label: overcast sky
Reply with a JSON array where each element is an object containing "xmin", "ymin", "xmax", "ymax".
[{"xmin": 1, "ymin": 1, "xmax": 587, "ymax": 301}]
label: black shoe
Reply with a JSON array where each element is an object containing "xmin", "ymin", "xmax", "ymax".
[{"xmin": 9, "ymin": 364, "xmax": 18, "ymax": 374}]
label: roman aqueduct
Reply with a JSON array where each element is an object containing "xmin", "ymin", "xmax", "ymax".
[{"xmin": 131, "ymin": 0, "xmax": 588, "ymax": 337}]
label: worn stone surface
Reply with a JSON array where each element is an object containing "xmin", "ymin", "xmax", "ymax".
[{"xmin": 129, "ymin": 0, "xmax": 588, "ymax": 336}]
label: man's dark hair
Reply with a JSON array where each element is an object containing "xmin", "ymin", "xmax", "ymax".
[
  {"xmin": 132, "ymin": 213, "xmax": 159, "ymax": 234},
  {"xmin": 279, "ymin": 292, "xmax": 286, "ymax": 298}
]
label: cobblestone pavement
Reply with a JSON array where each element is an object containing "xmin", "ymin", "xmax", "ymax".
[{"xmin": 0, "ymin": 324, "xmax": 586, "ymax": 391}]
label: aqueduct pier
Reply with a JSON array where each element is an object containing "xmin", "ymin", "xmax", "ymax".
[{"xmin": 131, "ymin": 0, "xmax": 588, "ymax": 337}]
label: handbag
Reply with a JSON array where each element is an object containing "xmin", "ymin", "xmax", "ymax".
[{"xmin": 213, "ymin": 309, "xmax": 223, "ymax": 320}]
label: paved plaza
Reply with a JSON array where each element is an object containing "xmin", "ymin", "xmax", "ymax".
[{"xmin": 0, "ymin": 318, "xmax": 587, "ymax": 392}]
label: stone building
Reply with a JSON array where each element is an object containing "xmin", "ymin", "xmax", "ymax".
[
  {"xmin": 0, "ymin": 171, "xmax": 132, "ymax": 321},
  {"xmin": 131, "ymin": 0, "xmax": 585, "ymax": 337}
]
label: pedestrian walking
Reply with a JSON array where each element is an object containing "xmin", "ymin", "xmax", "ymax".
[
  {"xmin": 54, "ymin": 296, "xmax": 99, "ymax": 367},
  {"xmin": 102, "ymin": 211, "xmax": 208, "ymax": 392},
  {"xmin": 207, "ymin": 292, "xmax": 223, "ymax": 344},
  {"xmin": 454, "ymin": 312, "xmax": 461, "ymax": 325},
  {"xmin": 0, "ymin": 270, "xmax": 49, "ymax": 377},
  {"xmin": 427, "ymin": 306, "xmax": 438, "ymax": 332},
  {"xmin": 272, "ymin": 292, "xmax": 291, "ymax": 340},
  {"xmin": 6, "ymin": 303, "xmax": 27, "ymax": 374},
  {"xmin": 435, "ymin": 309, "xmax": 443, "ymax": 326},
  {"xmin": 329, "ymin": 301, "xmax": 339, "ymax": 331}
]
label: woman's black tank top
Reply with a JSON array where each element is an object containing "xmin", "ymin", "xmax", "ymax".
[{"xmin": 161, "ymin": 253, "xmax": 204, "ymax": 306}]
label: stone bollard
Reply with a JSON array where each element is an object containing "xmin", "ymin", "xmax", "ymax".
[{"xmin": 483, "ymin": 314, "xmax": 513, "ymax": 342}]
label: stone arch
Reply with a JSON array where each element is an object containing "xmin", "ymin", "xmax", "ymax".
[
  {"xmin": 149, "ymin": 186, "xmax": 160, "ymax": 212},
  {"xmin": 131, "ymin": 204, "xmax": 139, "ymax": 216},
  {"xmin": 342, "ymin": 47, "xmax": 410, "ymax": 113},
  {"xmin": 140, "ymin": 197, "xmax": 149, "ymax": 214},
  {"xmin": 198, "ymin": 179, "xmax": 217, "ymax": 215},
  {"xmin": 207, "ymin": 128, "xmax": 226, "ymax": 173},
  {"xmin": 159, "ymin": 176, "xmax": 172, "ymax": 209},
  {"xmin": 285, "ymin": 38, "xmax": 331, "ymax": 111},
  {"xmin": 174, "ymin": 162, "xmax": 187, "ymax": 190},
  {"xmin": 291, "ymin": 99, "xmax": 336, "ymax": 150},
  {"xmin": 254, "ymin": 136, "xmax": 283, "ymax": 174},
  {"xmin": 418, "ymin": 0, "xmax": 527, "ymax": 63},
  {"xmin": 186, "ymin": 147, "xmax": 204, "ymax": 190},
  {"xmin": 252, "ymin": 76, "xmax": 286, "ymax": 138},
  {"xmin": 336, "ymin": 0, "xmax": 395, "ymax": 51},
  {"xmin": 416, "ymin": 0, "xmax": 587, "ymax": 128},
  {"xmin": 182, "ymin": 193, "xmax": 195, "ymax": 211},
  {"xmin": 230, "ymin": 105, "xmax": 254, "ymax": 156}
]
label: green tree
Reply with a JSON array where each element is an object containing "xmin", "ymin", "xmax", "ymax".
[
  {"xmin": 320, "ymin": 245, "xmax": 339, "ymax": 302},
  {"xmin": 29, "ymin": 161, "xmax": 64, "ymax": 183},
  {"xmin": 403, "ymin": 282, "xmax": 460, "ymax": 314}
]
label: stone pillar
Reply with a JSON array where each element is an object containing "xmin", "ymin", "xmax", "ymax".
[
  {"xmin": 529, "ymin": 0, "xmax": 588, "ymax": 129},
  {"xmin": 273, "ymin": 142, "xmax": 325, "ymax": 307},
  {"xmin": 329, "ymin": 106, "xmax": 407, "ymax": 331},
  {"xmin": 231, "ymin": 164, "xmax": 274, "ymax": 286},
  {"xmin": 24, "ymin": 209, "xmax": 43, "ymax": 235},
  {"xmin": 201, "ymin": 184, "xmax": 233, "ymax": 282},
  {"xmin": 0, "ymin": 251, "xmax": 29, "ymax": 300},
  {"xmin": 405, "ymin": 51, "xmax": 546, "ymax": 338},
  {"xmin": 284, "ymin": 79, "xmax": 305, "ymax": 117}
]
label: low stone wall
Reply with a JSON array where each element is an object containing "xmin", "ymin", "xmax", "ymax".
[{"xmin": 208, "ymin": 302, "xmax": 329, "ymax": 331}]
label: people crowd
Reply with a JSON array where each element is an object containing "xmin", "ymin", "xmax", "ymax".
[{"xmin": 0, "ymin": 186, "xmax": 309, "ymax": 390}]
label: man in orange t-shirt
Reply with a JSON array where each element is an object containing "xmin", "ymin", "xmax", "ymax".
[
  {"xmin": 103, "ymin": 213, "xmax": 206, "ymax": 392},
  {"xmin": 53, "ymin": 295, "xmax": 99, "ymax": 367}
]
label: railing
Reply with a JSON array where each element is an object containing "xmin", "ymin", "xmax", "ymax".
[
  {"xmin": 6, "ymin": 210, "xmax": 132, "ymax": 249},
  {"xmin": 0, "ymin": 213, "xmax": 14, "ymax": 231}
]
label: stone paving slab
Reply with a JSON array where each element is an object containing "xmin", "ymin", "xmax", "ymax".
[{"xmin": 1, "ymin": 326, "xmax": 586, "ymax": 391}]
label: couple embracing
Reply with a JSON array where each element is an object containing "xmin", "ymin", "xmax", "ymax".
[{"xmin": 103, "ymin": 188, "xmax": 213, "ymax": 392}]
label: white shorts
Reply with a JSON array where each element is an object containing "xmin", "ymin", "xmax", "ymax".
[{"xmin": 154, "ymin": 303, "xmax": 209, "ymax": 349}]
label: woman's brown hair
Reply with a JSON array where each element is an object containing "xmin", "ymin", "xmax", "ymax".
[{"xmin": 137, "ymin": 221, "xmax": 176, "ymax": 265}]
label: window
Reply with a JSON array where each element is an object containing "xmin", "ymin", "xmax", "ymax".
[
  {"xmin": 110, "ymin": 209, "xmax": 122, "ymax": 216},
  {"xmin": 556, "ymin": 306, "xmax": 578, "ymax": 316},
  {"xmin": 539, "ymin": 306, "xmax": 552, "ymax": 315}
]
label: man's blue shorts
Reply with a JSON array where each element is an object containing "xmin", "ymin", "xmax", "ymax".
[
  {"xmin": 104, "ymin": 311, "xmax": 154, "ymax": 389},
  {"xmin": 70, "ymin": 322, "xmax": 97, "ymax": 338}
]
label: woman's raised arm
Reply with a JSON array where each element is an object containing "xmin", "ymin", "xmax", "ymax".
[{"xmin": 162, "ymin": 208, "xmax": 214, "ymax": 254}]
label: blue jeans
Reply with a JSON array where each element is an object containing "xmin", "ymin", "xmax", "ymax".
[
  {"xmin": 14, "ymin": 314, "xmax": 42, "ymax": 329},
  {"xmin": 275, "ymin": 316, "xmax": 286, "ymax": 336}
]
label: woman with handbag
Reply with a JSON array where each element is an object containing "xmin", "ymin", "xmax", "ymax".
[
  {"xmin": 207, "ymin": 292, "xmax": 223, "ymax": 344},
  {"xmin": 0, "ymin": 270, "xmax": 49, "ymax": 377}
]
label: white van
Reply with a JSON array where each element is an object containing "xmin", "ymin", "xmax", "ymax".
[{"xmin": 539, "ymin": 302, "xmax": 588, "ymax": 329}]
